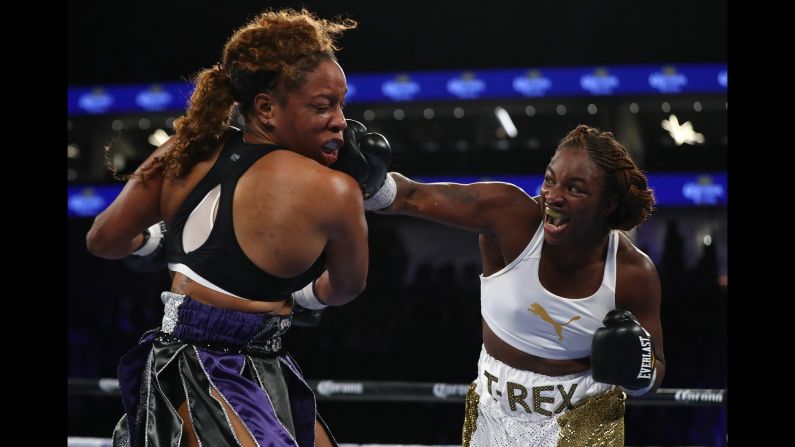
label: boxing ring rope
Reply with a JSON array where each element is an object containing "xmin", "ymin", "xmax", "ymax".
[{"xmin": 68, "ymin": 377, "xmax": 726, "ymax": 407}]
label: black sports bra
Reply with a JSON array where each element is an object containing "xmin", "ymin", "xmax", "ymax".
[{"xmin": 165, "ymin": 130, "xmax": 326, "ymax": 301}]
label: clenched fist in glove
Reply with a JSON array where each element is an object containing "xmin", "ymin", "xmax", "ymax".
[
  {"xmin": 331, "ymin": 119, "xmax": 395, "ymax": 210},
  {"xmin": 591, "ymin": 309, "xmax": 657, "ymax": 396}
]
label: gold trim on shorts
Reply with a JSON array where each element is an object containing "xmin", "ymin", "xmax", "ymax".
[
  {"xmin": 557, "ymin": 387, "xmax": 626, "ymax": 447},
  {"xmin": 461, "ymin": 382, "xmax": 479, "ymax": 447}
]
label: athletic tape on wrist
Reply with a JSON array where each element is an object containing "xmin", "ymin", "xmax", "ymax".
[
  {"xmin": 131, "ymin": 223, "xmax": 164, "ymax": 256},
  {"xmin": 364, "ymin": 174, "xmax": 397, "ymax": 211},
  {"xmin": 292, "ymin": 280, "xmax": 328, "ymax": 310}
]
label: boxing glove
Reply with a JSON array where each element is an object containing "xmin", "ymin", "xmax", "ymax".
[
  {"xmin": 291, "ymin": 304, "xmax": 325, "ymax": 327},
  {"xmin": 290, "ymin": 281, "xmax": 327, "ymax": 327},
  {"xmin": 331, "ymin": 119, "xmax": 395, "ymax": 210},
  {"xmin": 591, "ymin": 309, "xmax": 657, "ymax": 396},
  {"xmin": 123, "ymin": 221, "xmax": 168, "ymax": 273}
]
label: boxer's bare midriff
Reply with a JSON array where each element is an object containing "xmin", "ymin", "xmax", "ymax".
[
  {"xmin": 170, "ymin": 272, "xmax": 292, "ymax": 315},
  {"xmin": 482, "ymin": 321, "xmax": 590, "ymax": 376}
]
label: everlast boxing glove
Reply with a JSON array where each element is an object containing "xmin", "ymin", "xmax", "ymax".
[
  {"xmin": 591, "ymin": 309, "xmax": 657, "ymax": 396},
  {"xmin": 123, "ymin": 221, "xmax": 168, "ymax": 273},
  {"xmin": 331, "ymin": 119, "xmax": 395, "ymax": 210}
]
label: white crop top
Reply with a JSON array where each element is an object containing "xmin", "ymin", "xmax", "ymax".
[{"xmin": 480, "ymin": 222, "xmax": 618, "ymax": 359}]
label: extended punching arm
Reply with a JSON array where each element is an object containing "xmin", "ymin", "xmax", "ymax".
[{"xmin": 331, "ymin": 119, "xmax": 395, "ymax": 210}]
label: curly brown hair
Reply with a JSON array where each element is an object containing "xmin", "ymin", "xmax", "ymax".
[
  {"xmin": 122, "ymin": 9, "xmax": 356, "ymax": 179},
  {"xmin": 557, "ymin": 125, "xmax": 655, "ymax": 231}
]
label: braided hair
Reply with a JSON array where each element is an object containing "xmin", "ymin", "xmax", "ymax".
[{"xmin": 556, "ymin": 125, "xmax": 655, "ymax": 230}]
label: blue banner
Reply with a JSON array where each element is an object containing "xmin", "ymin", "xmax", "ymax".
[
  {"xmin": 68, "ymin": 82, "xmax": 193, "ymax": 116},
  {"xmin": 68, "ymin": 172, "xmax": 727, "ymax": 217},
  {"xmin": 416, "ymin": 172, "xmax": 727, "ymax": 207},
  {"xmin": 67, "ymin": 185, "xmax": 128, "ymax": 217},
  {"xmin": 68, "ymin": 63, "xmax": 727, "ymax": 116}
]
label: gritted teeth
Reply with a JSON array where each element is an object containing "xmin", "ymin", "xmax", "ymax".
[
  {"xmin": 545, "ymin": 206, "xmax": 570, "ymax": 227},
  {"xmin": 545, "ymin": 207, "xmax": 565, "ymax": 219}
]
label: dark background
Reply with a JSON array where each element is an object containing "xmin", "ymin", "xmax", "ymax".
[
  {"xmin": 68, "ymin": 0, "xmax": 727, "ymax": 85},
  {"xmin": 68, "ymin": 1, "xmax": 728, "ymax": 446}
]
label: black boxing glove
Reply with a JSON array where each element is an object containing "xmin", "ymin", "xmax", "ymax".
[
  {"xmin": 291, "ymin": 304, "xmax": 325, "ymax": 327},
  {"xmin": 331, "ymin": 119, "xmax": 396, "ymax": 210},
  {"xmin": 591, "ymin": 309, "xmax": 657, "ymax": 396},
  {"xmin": 123, "ymin": 221, "xmax": 168, "ymax": 273},
  {"xmin": 290, "ymin": 281, "xmax": 327, "ymax": 327}
]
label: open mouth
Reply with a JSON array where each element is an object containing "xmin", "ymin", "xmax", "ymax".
[
  {"xmin": 545, "ymin": 207, "xmax": 570, "ymax": 228},
  {"xmin": 321, "ymin": 139, "xmax": 342, "ymax": 164}
]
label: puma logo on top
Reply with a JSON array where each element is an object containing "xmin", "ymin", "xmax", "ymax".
[{"xmin": 529, "ymin": 303, "xmax": 581, "ymax": 342}]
